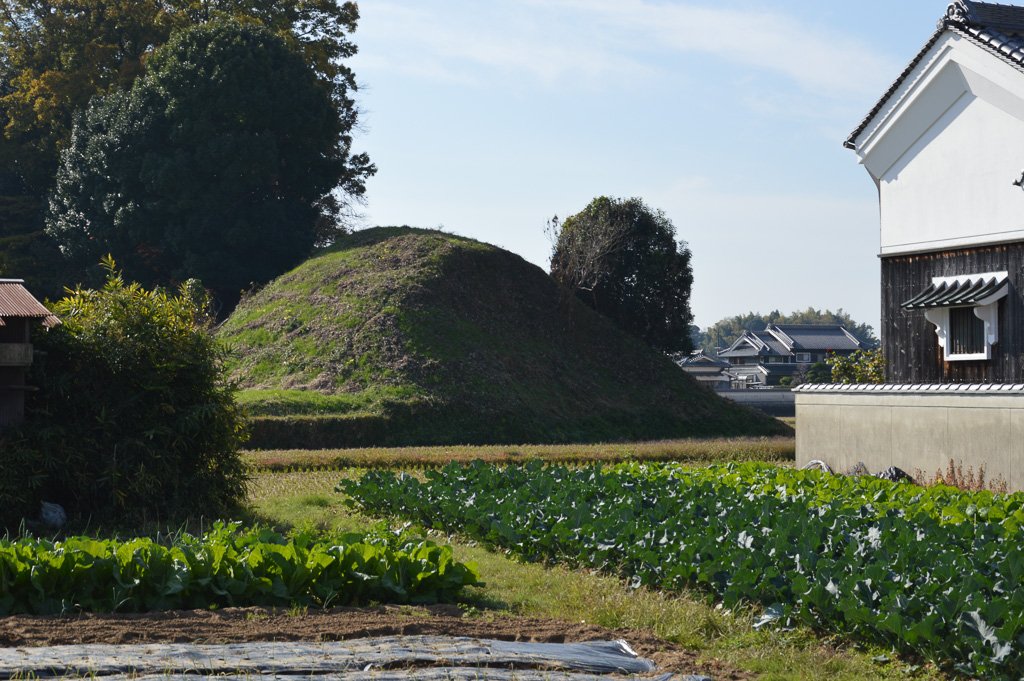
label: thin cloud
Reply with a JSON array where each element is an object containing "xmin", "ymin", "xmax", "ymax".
[
  {"xmin": 354, "ymin": 2, "xmax": 654, "ymax": 87},
  {"xmin": 542, "ymin": 0, "xmax": 900, "ymax": 99},
  {"xmin": 357, "ymin": 1, "xmax": 899, "ymax": 102}
]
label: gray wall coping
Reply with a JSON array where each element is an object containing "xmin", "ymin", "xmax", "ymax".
[{"xmin": 794, "ymin": 383, "xmax": 1024, "ymax": 394}]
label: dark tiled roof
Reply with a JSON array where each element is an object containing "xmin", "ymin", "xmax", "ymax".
[
  {"xmin": 0, "ymin": 279, "xmax": 58, "ymax": 327},
  {"xmin": 845, "ymin": 1, "xmax": 1024, "ymax": 150},
  {"xmin": 956, "ymin": 0, "xmax": 1024, "ymax": 32},
  {"xmin": 718, "ymin": 331, "xmax": 765, "ymax": 358},
  {"xmin": 720, "ymin": 325, "xmax": 865, "ymax": 357},
  {"xmin": 767, "ymin": 324, "xmax": 865, "ymax": 352},
  {"xmin": 753, "ymin": 330, "xmax": 790, "ymax": 356},
  {"xmin": 677, "ymin": 350, "xmax": 731, "ymax": 368},
  {"xmin": 721, "ymin": 330, "xmax": 787, "ymax": 357},
  {"xmin": 760, "ymin": 363, "xmax": 799, "ymax": 378},
  {"xmin": 902, "ymin": 274, "xmax": 1008, "ymax": 308}
]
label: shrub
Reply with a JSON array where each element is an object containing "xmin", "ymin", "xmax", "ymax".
[
  {"xmin": 828, "ymin": 348, "xmax": 885, "ymax": 384},
  {"xmin": 803, "ymin": 361, "xmax": 831, "ymax": 383},
  {"xmin": 0, "ymin": 433, "xmax": 47, "ymax": 528},
  {"xmin": 0, "ymin": 258, "xmax": 247, "ymax": 527}
]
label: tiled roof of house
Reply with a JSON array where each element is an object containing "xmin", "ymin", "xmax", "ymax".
[
  {"xmin": 719, "ymin": 330, "xmax": 789, "ymax": 357},
  {"xmin": 753, "ymin": 330, "xmax": 790, "ymax": 355},
  {"xmin": 766, "ymin": 324, "xmax": 865, "ymax": 352},
  {"xmin": 719, "ymin": 325, "xmax": 866, "ymax": 357},
  {"xmin": 845, "ymin": 1, "xmax": 1024, "ymax": 150},
  {"xmin": 0, "ymin": 279, "xmax": 59, "ymax": 327},
  {"xmin": 677, "ymin": 350, "xmax": 731, "ymax": 368},
  {"xmin": 902, "ymin": 273, "xmax": 1008, "ymax": 308},
  {"xmin": 760, "ymin": 363, "xmax": 799, "ymax": 378},
  {"xmin": 718, "ymin": 332, "xmax": 761, "ymax": 358}
]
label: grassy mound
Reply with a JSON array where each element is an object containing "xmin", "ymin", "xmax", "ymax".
[{"xmin": 219, "ymin": 227, "xmax": 789, "ymax": 447}]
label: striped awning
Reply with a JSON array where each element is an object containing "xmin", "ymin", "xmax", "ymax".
[{"xmin": 902, "ymin": 273, "xmax": 1009, "ymax": 309}]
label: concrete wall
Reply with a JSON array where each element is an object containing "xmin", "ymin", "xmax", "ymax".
[{"xmin": 795, "ymin": 384, "xmax": 1024, "ymax": 489}]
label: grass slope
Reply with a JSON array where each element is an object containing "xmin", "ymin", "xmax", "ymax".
[{"xmin": 219, "ymin": 227, "xmax": 789, "ymax": 446}]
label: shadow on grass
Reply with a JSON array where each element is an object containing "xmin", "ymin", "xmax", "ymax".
[{"xmin": 13, "ymin": 502, "xmax": 281, "ymax": 543}]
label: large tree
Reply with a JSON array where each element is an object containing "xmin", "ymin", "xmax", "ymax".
[
  {"xmin": 550, "ymin": 196, "xmax": 694, "ymax": 353},
  {"xmin": 46, "ymin": 20, "xmax": 374, "ymax": 309},
  {"xmin": 0, "ymin": 0, "xmax": 368, "ymax": 293},
  {"xmin": 0, "ymin": 162, "xmax": 66, "ymax": 295},
  {"xmin": 700, "ymin": 308, "xmax": 878, "ymax": 353}
]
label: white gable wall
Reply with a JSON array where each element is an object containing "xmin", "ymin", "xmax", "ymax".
[{"xmin": 853, "ymin": 32, "xmax": 1024, "ymax": 256}]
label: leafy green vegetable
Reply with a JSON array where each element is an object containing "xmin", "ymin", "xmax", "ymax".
[
  {"xmin": 0, "ymin": 522, "xmax": 480, "ymax": 614},
  {"xmin": 340, "ymin": 461, "xmax": 1024, "ymax": 678}
]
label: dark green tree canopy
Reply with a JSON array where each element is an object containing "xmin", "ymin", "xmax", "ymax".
[
  {"xmin": 550, "ymin": 196, "xmax": 694, "ymax": 353},
  {"xmin": 0, "ymin": 0, "xmax": 362, "ymax": 191},
  {"xmin": 46, "ymin": 20, "xmax": 374, "ymax": 309},
  {"xmin": 699, "ymin": 308, "xmax": 878, "ymax": 353},
  {"xmin": 0, "ymin": 0, "xmax": 367, "ymax": 297}
]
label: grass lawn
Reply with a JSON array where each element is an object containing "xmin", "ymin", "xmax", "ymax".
[{"xmin": 249, "ymin": 466, "xmax": 945, "ymax": 681}]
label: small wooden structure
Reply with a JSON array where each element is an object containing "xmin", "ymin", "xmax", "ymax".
[{"xmin": 0, "ymin": 279, "xmax": 58, "ymax": 429}]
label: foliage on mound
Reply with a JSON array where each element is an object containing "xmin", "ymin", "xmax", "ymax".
[{"xmin": 219, "ymin": 227, "xmax": 789, "ymax": 446}]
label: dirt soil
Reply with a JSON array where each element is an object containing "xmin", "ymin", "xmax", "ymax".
[{"xmin": 0, "ymin": 604, "xmax": 753, "ymax": 680}]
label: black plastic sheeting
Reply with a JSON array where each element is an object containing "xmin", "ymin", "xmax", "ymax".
[
  {"xmin": 45, "ymin": 672, "xmax": 707, "ymax": 681},
  {"xmin": 0, "ymin": 636, "xmax": 711, "ymax": 681}
]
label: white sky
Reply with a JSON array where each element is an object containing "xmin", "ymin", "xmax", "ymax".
[{"xmin": 347, "ymin": 1, "xmax": 949, "ymax": 331}]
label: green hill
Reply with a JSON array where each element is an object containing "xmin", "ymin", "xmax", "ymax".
[{"xmin": 219, "ymin": 227, "xmax": 790, "ymax": 447}]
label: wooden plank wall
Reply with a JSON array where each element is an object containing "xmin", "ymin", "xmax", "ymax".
[{"xmin": 881, "ymin": 243, "xmax": 1024, "ymax": 383}]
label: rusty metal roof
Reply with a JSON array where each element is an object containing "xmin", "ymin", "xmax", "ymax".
[{"xmin": 0, "ymin": 279, "xmax": 59, "ymax": 327}]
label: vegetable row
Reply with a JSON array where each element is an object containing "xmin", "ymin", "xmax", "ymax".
[
  {"xmin": 0, "ymin": 522, "xmax": 480, "ymax": 615},
  {"xmin": 340, "ymin": 461, "xmax": 1024, "ymax": 678}
]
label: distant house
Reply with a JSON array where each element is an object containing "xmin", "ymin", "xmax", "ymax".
[
  {"xmin": 0, "ymin": 280, "xmax": 58, "ymax": 429},
  {"xmin": 718, "ymin": 324, "xmax": 867, "ymax": 387},
  {"xmin": 676, "ymin": 350, "xmax": 732, "ymax": 389}
]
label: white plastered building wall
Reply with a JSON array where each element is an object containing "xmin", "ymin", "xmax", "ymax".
[
  {"xmin": 853, "ymin": 32, "xmax": 1024, "ymax": 256},
  {"xmin": 797, "ymin": 23, "xmax": 1024, "ymax": 486}
]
